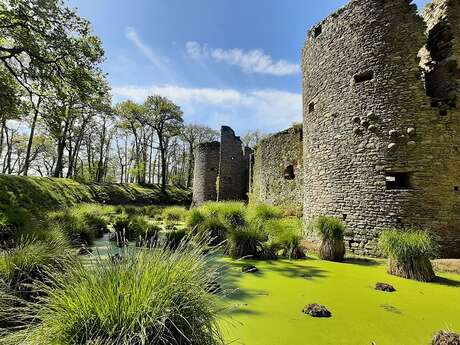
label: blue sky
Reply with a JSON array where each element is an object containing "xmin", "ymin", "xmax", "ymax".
[{"xmin": 67, "ymin": 0, "xmax": 430, "ymax": 134}]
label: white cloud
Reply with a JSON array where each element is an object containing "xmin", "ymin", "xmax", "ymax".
[
  {"xmin": 112, "ymin": 84, "xmax": 301, "ymax": 132},
  {"xmin": 185, "ymin": 41, "xmax": 300, "ymax": 76},
  {"xmin": 125, "ymin": 27, "xmax": 172, "ymax": 74}
]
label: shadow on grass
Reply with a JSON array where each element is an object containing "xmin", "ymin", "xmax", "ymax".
[
  {"xmin": 263, "ymin": 260, "xmax": 328, "ymax": 280},
  {"xmin": 344, "ymin": 257, "xmax": 381, "ymax": 267},
  {"xmin": 435, "ymin": 276, "xmax": 460, "ymax": 287},
  {"xmin": 220, "ymin": 257, "xmax": 328, "ymax": 304}
]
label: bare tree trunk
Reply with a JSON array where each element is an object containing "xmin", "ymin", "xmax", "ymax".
[
  {"xmin": 53, "ymin": 108, "xmax": 70, "ymax": 178},
  {"xmin": 23, "ymin": 96, "xmax": 42, "ymax": 176}
]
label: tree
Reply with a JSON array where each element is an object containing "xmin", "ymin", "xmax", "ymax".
[
  {"xmin": 181, "ymin": 124, "xmax": 218, "ymax": 187},
  {"xmin": 241, "ymin": 129, "xmax": 266, "ymax": 149},
  {"xmin": 143, "ymin": 96, "xmax": 184, "ymax": 193},
  {"xmin": 114, "ymin": 100, "xmax": 147, "ymax": 183}
]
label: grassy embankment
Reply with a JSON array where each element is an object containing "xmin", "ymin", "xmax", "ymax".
[{"xmin": 0, "ymin": 175, "xmax": 191, "ymax": 214}]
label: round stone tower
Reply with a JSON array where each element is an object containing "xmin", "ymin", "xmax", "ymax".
[
  {"xmin": 302, "ymin": 0, "xmax": 460, "ymax": 257},
  {"xmin": 192, "ymin": 141, "xmax": 220, "ymax": 206}
]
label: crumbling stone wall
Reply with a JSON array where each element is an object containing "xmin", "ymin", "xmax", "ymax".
[
  {"xmin": 192, "ymin": 141, "xmax": 220, "ymax": 205},
  {"xmin": 252, "ymin": 124, "xmax": 303, "ymax": 211},
  {"xmin": 217, "ymin": 126, "xmax": 248, "ymax": 201},
  {"xmin": 192, "ymin": 126, "xmax": 249, "ymax": 205},
  {"xmin": 302, "ymin": 0, "xmax": 460, "ymax": 257}
]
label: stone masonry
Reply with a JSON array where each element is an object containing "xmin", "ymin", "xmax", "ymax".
[
  {"xmin": 192, "ymin": 126, "xmax": 250, "ymax": 205},
  {"xmin": 251, "ymin": 124, "xmax": 303, "ymax": 213},
  {"xmin": 302, "ymin": 0, "xmax": 460, "ymax": 257}
]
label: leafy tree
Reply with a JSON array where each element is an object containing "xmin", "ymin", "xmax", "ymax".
[
  {"xmin": 143, "ymin": 96, "xmax": 184, "ymax": 193},
  {"xmin": 181, "ymin": 124, "xmax": 219, "ymax": 187}
]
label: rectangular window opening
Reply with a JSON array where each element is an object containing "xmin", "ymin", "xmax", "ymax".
[
  {"xmin": 309, "ymin": 102, "xmax": 315, "ymax": 113},
  {"xmin": 385, "ymin": 172, "xmax": 412, "ymax": 190},
  {"xmin": 354, "ymin": 70, "xmax": 374, "ymax": 83},
  {"xmin": 314, "ymin": 25, "xmax": 322, "ymax": 38}
]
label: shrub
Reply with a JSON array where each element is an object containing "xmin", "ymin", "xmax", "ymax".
[
  {"xmin": 309, "ymin": 216, "xmax": 345, "ymax": 262},
  {"xmin": 248, "ymin": 204, "xmax": 283, "ymax": 223},
  {"xmin": 3, "ymin": 246, "xmax": 224, "ymax": 345},
  {"xmin": 228, "ymin": 225, "xmax": 265, "ymax": 259},
  {"xmin": 379, "ymin": 230, "xmax": 437, "ymax": 282},
  {"xmin": 162, "ymin": 206, "xmax": 187, "ymax": 223},
  {"xmin": 266, "ymin": 218, "xmax": 305, "ymax": 259}
]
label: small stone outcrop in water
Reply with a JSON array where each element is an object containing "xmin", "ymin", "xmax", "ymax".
[
  {"xmin": 375, "ymin": 282, "xmax": 396, "ymax": 292},
  {"xmin": 241, "ymin": 265, "xmax": 258, "ymax": 273},
  {"xmin": 302, "ymin": 304, "xmax": 331, "ymax": 318},
  {"xmin": 432, "ymin": 331, "xmax": 460, "ymax": 345}
]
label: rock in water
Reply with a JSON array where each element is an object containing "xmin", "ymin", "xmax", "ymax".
[
  {"xmin": 302, "ymin": 304, "xmax": 331, "ymax": 318},
  {"xmin": 432, "ymin": 331, "xmax": 460, "ymax": 345},
  {"xmin": 375, "ymin": 282, "xmax": 396, "ymax": 292},
  {"xmin": 241, "ymin": 265, "xmax": 258, "ymax": 273}
]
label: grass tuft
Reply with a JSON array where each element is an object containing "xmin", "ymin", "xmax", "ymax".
[
  {"xmin": 2, "ymin": 245, "xmax": 224, "ymax": 345},
  {"xmin": 379, "ymin": 230, "xmax": 437, "ymax": 282},
  {"xmin": 308, "ymin": 216, "xmax": 345, "ymax": 262}
]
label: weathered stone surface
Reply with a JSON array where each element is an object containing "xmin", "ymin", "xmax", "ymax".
[
  {"xmin": 302, "ymin": 304, "xmax": 332, "ymax": 318},
  {"xmin": 302, "ymin": 0, "xmax": 460, "ymax": 258},
  {"xmin": 192, "ymin": 141, "xmax": 220, "ymax": 206},
  {"xmin": 375, "ymin": 282, "xmax": 396, "ymax": 292},
  {"xmin": 192, "ymin": 126, "xmax": 250, "ymax": 206},
  {"xmin": 251, "ymin": 125, "xmax": 303, "ymax": 211}
]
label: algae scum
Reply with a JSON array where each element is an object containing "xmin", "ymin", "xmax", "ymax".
[
  {"xmin": 219, "ymin": 258, "xmax": 460, "ymax": 345},
  {"xmin": 88, "ymin": 236, "xmax": 460, "ymax": 345}
]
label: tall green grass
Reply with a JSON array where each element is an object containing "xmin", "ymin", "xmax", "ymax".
[
  {"xmin": 48, "ymin": 204, "xmax": 114, "ymax": 245},
  {"xmin": 379, "ymin": 230, "xmax": 437, "ymax": 282},
  {"xmin": 308, "ymin": 216, "xmax": 345, "ymax": 262},
  {"xmin": 228, "ymin": 224, "xmax": 265, "ymax": 259},
  {"xmin": 3, "ymin": 245, "xmax": 224, "ymax": 345},
  {"xmin": 247, "ymin": 204, "xmax": 283, "ymax": 223},
  {"xmin": 162, "ymin": 206, "xmax": 188, "ymax": 222},
  {"xmin": 265, "ymin": 218, "xmax": 305, "ymax": 259},
  {"xmin": 112, "ymin": 215, "xmax": 160, "ymax": 243},
  {"xmin": 0, "ymin": 238, "xmax": 75, "ymax": 300},
  {"xmin": 202, "ymin": 202, "xmax": 246, "ymax": 228}
]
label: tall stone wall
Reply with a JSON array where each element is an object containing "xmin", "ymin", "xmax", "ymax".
[
  {"xmin": 252, "ymin": 124, "xmax": 303, "ymax": 211},
  {"xmin": 302, "ymin": 0, "xmax": 460, "ymax": 257},
  {"xmin": 217, "ymin": 126, "xmax": 248, "ymax": 201},
  {"xmin": 421, "ymin": 0, "xmax": 460, "ymax": 256},
  {"xmin": 192, "ymin": 141, "xmax": 220, "ymax": 206}
]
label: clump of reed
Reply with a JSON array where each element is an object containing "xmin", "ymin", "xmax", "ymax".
[
  {"xmin": 308, "ymin": 216, "xmax": 345, "ymax": 262},
  {"xmin": 265, "ymin": 218, "xmax": 305, "ymax": 259},
  {"xmin": 379, "ymin": 230, "xmax": 437, "ymax": 282},
  {"xmin": 1, "ymin": 244, "xmax": 224, "ymax": 345}
]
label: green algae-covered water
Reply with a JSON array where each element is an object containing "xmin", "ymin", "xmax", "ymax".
[
  {"xmin": 87, "ymin": 237, "xmax": 460, "ymax": 345},
  {"xmin": 219, "ymin": 258, "xmax": 460, "ymax": 345}
]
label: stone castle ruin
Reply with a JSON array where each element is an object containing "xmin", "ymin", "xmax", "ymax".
[
  {"xmin": 193, "ymin": 0, "xmax": 460, "ymax": 257},
  {"xmin": 192, "ymin": 126, "xmax": 252, "ymax": 205}
]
